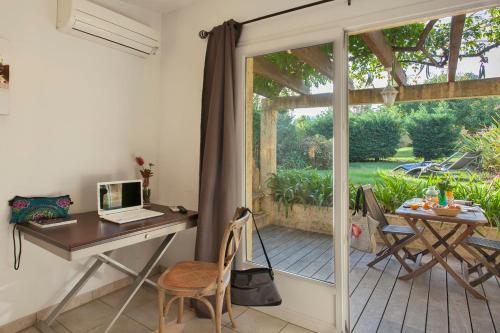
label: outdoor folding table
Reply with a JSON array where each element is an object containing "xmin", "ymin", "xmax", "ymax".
[{"xmin": 396, "ymin": 204, "xmax": 492, "ymax": 300}]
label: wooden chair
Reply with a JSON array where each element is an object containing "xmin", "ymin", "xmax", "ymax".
[
  {"xmin": 157, "ymin": 208, "xmax": 250, "ymax": 333},
  {"xmin": 361, "ymin": 185, "xmax": 423, "ymax": 273},
  {"xmin": 464, "ymin": 236, "xmax": 500, "ymax": 286}
]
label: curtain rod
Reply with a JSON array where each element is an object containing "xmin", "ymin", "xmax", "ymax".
[{"xmin": 199, "ymin": 0, "xmax": 345, "ymax": 39}]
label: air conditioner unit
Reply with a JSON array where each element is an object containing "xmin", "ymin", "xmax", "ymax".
[{"xmin": 57, "ymin": 0, "xmax": 160, "ymax": 57}]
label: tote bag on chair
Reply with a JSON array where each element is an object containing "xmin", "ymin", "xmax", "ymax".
[{"xmin": 231, "ymin": 209, "xmax": 282, "ymax": 307}]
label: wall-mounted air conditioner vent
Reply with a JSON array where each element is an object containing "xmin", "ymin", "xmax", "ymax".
[{"xmin": 57, "ymin": 0, "xmax": 160, "ymax": 57}]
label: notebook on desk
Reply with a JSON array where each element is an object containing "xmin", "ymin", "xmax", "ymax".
[{"xmin": 97, "ymin": 180, "xmax": 164, "ymax": 224}]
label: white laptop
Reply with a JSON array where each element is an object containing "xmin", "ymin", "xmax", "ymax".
[{"xmin": 97, "ymin": 180, "xmax": 164, "ymax": 224}]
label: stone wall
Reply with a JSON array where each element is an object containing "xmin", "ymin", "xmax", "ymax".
[
  {"xmin": 267, "ymin": 202, "xmax": 499, "ymax": 261},
  {"xmin": 272, "ymin": 204, "xmax": 333, "ymax": 235}
]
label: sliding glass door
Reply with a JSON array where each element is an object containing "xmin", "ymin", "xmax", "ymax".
[{"xmin": 244, "ymin": 42, "xmax": 336, "ymax": 284}]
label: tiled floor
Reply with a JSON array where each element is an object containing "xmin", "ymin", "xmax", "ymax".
[{"xmin": 20, "ymin": 284, "xmax": 314, "ymax": 333}]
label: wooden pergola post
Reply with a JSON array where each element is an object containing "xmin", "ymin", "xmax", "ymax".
[{"xmin": 260, "ymin": 102, "xmax": 278, "ymax": 225}]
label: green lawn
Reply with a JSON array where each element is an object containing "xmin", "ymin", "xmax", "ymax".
[
  {"xmin": 284, "ymin": 147, "xmax": 484, "ymax": 186},
  {"xmin": 349, "ymin": 161, "xmax": 401, "ymax": 185}
]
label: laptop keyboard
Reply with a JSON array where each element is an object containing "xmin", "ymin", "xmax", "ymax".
[{"xmin": 103, "ymin": 209, "xmax": 164, "ymax": 224}]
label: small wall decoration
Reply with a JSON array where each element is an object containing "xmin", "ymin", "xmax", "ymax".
[
  {"xmin": 0, "ymin": 54, "xmax": 9, "ymax": 115},
  {"xmin": 0, "ymin": 59, "xmax": 9, "ymax": 89}
]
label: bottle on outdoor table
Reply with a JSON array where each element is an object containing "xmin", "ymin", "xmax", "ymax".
[{"xmin": 423, "ymin": 186, "xmax": 439, "ymax": 206}]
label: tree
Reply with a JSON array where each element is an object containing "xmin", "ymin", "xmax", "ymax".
[
  {"xmin": 276, "ymin": 112, "xmax": 308, "ymax": 169},
  {"xmin": 253, "ymin": 8, "xmax": 499, "ymax": 95},
  {"xmin": 405, "ymin": 109, "xmax": 460, "ymax": 160},
  {"xmin": 349, "ymin": 111, "xmax": 402, "ymax": 161},
  {"xmin": 298, "ymin": 109, "xmax": 334, "ymax": 138}
]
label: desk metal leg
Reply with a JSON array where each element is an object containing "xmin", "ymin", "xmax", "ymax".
[
  {"xmin": 36, "ymin": 251, "xmax": 111, "ymax": 333},
  {"xmin": 102, "ymin": 233, "xmax": 176, "ymax": 333},
  {"xmin": 96, "ymin": 253, "xmax": 158, "ymax": 289}
]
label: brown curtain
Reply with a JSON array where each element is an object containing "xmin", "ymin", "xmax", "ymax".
[{"xmin": 195, "ymin": 20, "xmax": 242, "ymax": 316}]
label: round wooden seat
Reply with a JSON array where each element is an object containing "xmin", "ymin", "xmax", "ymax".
[{"xmin": 158, "ymin": 261, "xmax": 218, "ymax": 292}]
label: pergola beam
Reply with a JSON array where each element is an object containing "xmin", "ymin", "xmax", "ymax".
[
  {"xmin": 361, "ymin": 31, "xmax": 407, "ymax": 86},
  {"xmin": 253, "ymin": 57, "xmax": 310, "ymax": 95},
  {"xmin": 448, "ymin": 15, "xmax": 466, "ymax": 82},
  {"xmin": 264, "ymin": 78, "xmax": 500, "ymax": 109},
  {"xmin": 290, "ymin": 46, "xmax": 333, "ymax": 80}
]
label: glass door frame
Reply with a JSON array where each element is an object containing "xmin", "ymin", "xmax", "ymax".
[{"xmin": 234, "ymin": 28, "xmax": 350, "ymax": 332}]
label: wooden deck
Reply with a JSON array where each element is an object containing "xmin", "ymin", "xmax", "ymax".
[{"xmin": 252, "ymin": 224, "xmax": 500, "ymax": 333}]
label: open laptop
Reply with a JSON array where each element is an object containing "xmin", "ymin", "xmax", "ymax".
[{"xmin": 97, "ymin": 180, "xmax": 164, "ymax": 224}]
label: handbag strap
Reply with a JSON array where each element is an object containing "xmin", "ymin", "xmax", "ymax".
[
  {"xmin": 13, "ymin": 224, "xmax": 22, "ymax": 270},
  {"xmin": 353, "ymin": 186, "xmax": 367, "ymax": 217},
  {"xmin": 247, "ymin": 209, "xmax": 273, "ymax": 271}
]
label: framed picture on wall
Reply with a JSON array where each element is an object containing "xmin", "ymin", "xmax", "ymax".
[{"xmin": 0, "ymin": 38, "xmax": 10, "ymax": 115}]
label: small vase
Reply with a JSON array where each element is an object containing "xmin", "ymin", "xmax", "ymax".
[
  {"xmin": 143, "ymin": 177, "xmax": 151, "ymax": 207},
  {"xmin": 438, "ymin": 189, "xmax": 447, "ymax": 206}
]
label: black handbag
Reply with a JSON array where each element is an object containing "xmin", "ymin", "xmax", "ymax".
[{"xmin": 230, "ymin": 209, "xmax": 282, "ymax": 306}]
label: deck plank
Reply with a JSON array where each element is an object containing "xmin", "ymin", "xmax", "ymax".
[
  {"xmin": 352, "ymin": 257, "xmax": 401, "ymax": 333},
  {"xmin": 350, "ymin": 255, "xmax": 390, "ymax": 325},
  {"xmin": 426, "ymin": 263, "xmax": 448, "ymax": 333},
  {"xmin": 250, "ymin": 224, "xmax": 498, "ymax": 332},
  {"xmin": 266, "ymin": 232, "xmax": 325, "ymax": 268},
  {"xmin": 402, "ymin": 263, "xmax": 431, "ymax": 333},
  {"xmin": 447, "ymin": 257, "xmax": 473, "ymax": 333},
  {"xmin": 482, "ymin": 276, "xmax": 500, "ymax": 331},
  {"xmin": 465, "ymin": 262, "xmax": 496, "ymax": 333},
  {"xmin": 252, "ymin": 228, "xmax": 309, "ymax": 263},
  {"xmin": 377, "ymin": 266, "xmax": 413, "ymax": 333},
  {"xmin": 252, "ymin": 227, "xmax": 302, "ymax": 258},
  {"xmin": 285, "ymin": 237, "xmax": 332, "ymax": 275},
  {"xmin": 298, "ymin": 243, "xmax": 334, "ymax": 277},
  {"xmin": 350, "ymin": 252, "xmax": 377, "ymax": 294},
  {"xmin": 274, "ymin": 235, "xmax": 331, "ymax": 271}
]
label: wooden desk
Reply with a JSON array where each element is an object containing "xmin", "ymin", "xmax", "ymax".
[
  {"xmin": 396, "ymin": 204, "xmax": 488, "ymax": 299},
  {"xmin": 19, "ymin": 204, "xmax": 197, "ymax": 333}
]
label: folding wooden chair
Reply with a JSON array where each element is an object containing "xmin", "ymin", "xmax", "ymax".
[
  {"xmin": 361, "ymin": 185, "xmax": 423, "ymax": 273},
  {"xmin": 463, "ymin": 236, "xmax": 500, "ymax": 286}
]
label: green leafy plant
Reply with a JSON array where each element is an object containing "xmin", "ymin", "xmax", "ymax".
[
  {"xmin": 266, "ymin": 169, "xmax": 332, "ymax": 216},
  {"xmin": 268, "ymin": 169, "xmax": 499, "ymax": 228},
  {"xmin": 459, "ymin": 118, "xmax": 500, "ymax": 173},
  {"xmin": 405, "ymin": 107, "xmax": 460, "ymax": 160}
]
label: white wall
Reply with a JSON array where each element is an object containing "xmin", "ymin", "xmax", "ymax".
[
  {"xmin": 0, "ymin": 0, "xmax": 162, "ymax": 326},
  {"xmin": 157, "ymin": 0, "xmax": 496, "ymax": 331}
]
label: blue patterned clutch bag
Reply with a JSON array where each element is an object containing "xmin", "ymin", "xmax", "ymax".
[{"xmin": 9, "ymin": 195, "xmax": 73, "ymax": 224}]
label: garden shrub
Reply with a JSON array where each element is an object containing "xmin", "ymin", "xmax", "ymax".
[
  {"xmin": 302, "ymin": 135, "xmax": 333, "ymax": 169},
  {"xmin": 349, "ymin": 111, "xmax": 402, "ymax": 161},
  {"xmin": 405, "ymin": 109, "xmax": 460, "ymax": 160},
  {"xmin": 266, "ymin": 169, "xmax": 332, "ymax": 216},
  {"xmin": 460, "ymin": 118, "xmax": 499, "ymax": 173},
  {"xmin": 267, "ymin": 169, "xmax": 499, "ymax": 228}
]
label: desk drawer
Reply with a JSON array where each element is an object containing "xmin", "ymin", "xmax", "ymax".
[{"xmin": 70, "ymin": 220, "xmax": 194, "ymax": 260}]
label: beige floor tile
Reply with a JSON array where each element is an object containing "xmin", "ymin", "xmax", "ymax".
[
  {"xmin": 56, "ymin": 300, "xmax": 114, "ymax": 333},
  {"xmin": 126, "ymin": 298, "xmax": 195, "ymax": 330},
  {"xmin": 99, "ymin": 286, "xmax": 157, "ymax": 312},
  {"xmin": 18, "ymin": 328, "xmax": 39, "ymax": 333},
  {"xmin": 163, "ymin": 317, "xmax": 236, "ymax": 333},
  {"xmin": 233, "ymin": 309, "xmax": 287, "ymax": 333},
  {"xmin": 19, "ymin": 322, "xmax": 70, "ymax": 333},
  {"xmin": 222, "ymin": 305, "xmax": 248, "ymax": 326},
  {"xmin": 85, "ymin": 315, "xmax": 150, "ymax": 333},
  {"xmin": 280, "ymin": 323, "xmax": 315, "ymax": 333}
]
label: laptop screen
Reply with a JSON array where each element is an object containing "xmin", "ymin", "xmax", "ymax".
[{"xmin": 98, "ymin": 181, "xmax": 142, "ymax": 212}]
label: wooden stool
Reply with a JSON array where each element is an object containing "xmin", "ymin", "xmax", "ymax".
[{"xmin": 157, "ymin": 208, "xmax": 250, "ymax": 333}]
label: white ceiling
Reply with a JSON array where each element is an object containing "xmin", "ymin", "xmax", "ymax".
[{"xmin": 120, "ymin": 0, "xmax": 200, "ymax": 13}]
